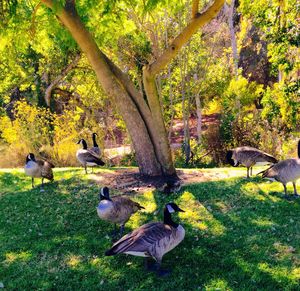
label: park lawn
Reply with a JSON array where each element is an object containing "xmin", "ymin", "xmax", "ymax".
[{"xmin": 0, "ymin": 167, "xmax": 299, "ymax": 290}]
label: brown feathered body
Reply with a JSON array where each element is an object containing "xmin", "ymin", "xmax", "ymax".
[
  {"xmin": 97, "ymin": 196, "xmax": 144, "ymax": 225},
  {"xmin": 261, "ymin": 159, "xmax": 300, "ymax": 184},
  {"xmin": 24, "ymin": 159, "xmax": 54, "ymax": 181},
  {"xmin": 105, "ymin": 221, "xmax": 185, "ymax": 261},
  {"xmin": 230, "ymin": 146, "xmax": 277, "ymax": 167}
]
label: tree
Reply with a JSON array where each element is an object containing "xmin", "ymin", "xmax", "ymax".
[{"xmin": 39, "ymin": 0, "xmax": 225, "ymax": 177}]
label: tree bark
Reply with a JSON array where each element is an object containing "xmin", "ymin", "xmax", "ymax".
[
  {"xmin": 226, "ymin": 0, "xmax": 238, "ymax": 75},
  {"xmin": 195, "ymin": 91, "xmax": 202, "ymax": 145}
]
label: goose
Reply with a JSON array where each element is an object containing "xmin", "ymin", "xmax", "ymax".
[
  {"xmin": 226, "ymin": 146, "xmax": 278, "ymax": 178},
  {"xmin": 24, "ymin": 153, "xmax": 54, "ymax": 189},
  {"xmin": 159, "ymin": 180, "xmax": 182, "ymax": 194},
  {"xmin": 96, "ymin": 186, "xmax": 145, "ymax": 237},
  {"xmin": 90, "ymin": 132, "xmax": 101, "ymax": 157},
  {"xmin": 105, "ymin": 202, "xmax": 185, "ymax": 276},
  {"xmin": 76, "ymin": 139, "xmax": 105, "ymax": 174},
  {"xmin": 258, "ymin": 140, "xmax": 300, "ymax": 199}
]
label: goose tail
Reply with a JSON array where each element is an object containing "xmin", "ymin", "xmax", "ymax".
[
  {"xmin": 105, "ymin": 235, "xmax": 135, "ymax": 256},
  {"xmin": 263, "ymin": 153, "xmax": 278, "ymax": 164},
  {"xmin": 96, "ymin": 158, "xmax": 105, "ymax": 166}
]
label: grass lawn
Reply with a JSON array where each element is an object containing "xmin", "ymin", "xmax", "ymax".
[{"xmin": 0, "ymin": 167, "xmax": 299, "ymax": 290}]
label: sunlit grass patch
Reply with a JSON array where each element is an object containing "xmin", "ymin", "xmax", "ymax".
[
  {"xmin": 178, "ymin": 191, "xmax": 226, "ymax": 236},
  {"xmin": 4, "ymin": 251, "xmax": 32, "ymax": 264}
]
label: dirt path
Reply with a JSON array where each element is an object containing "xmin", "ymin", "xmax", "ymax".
[{"xmin": 90, "ymin": 167, "xmax": 238, "ymax": 194}]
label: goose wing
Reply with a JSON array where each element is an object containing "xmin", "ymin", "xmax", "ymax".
[
  {"xmin": 113, "ymin": 196, "xmax": 145, "ymax": 212},
  {"xmin": 89, "ymin": 146, "xmax": 101, "ymax": 156},
  {"xmin": 77, "ymin": 149, "xmax": 105, "ymax": 165},
  {"xmin": 236, "ymin": 147, "xmax": 277, "ymax": 164},
  {"xmin": 105, "ymin": 222, "xmax": 172, "ymax": 256}
]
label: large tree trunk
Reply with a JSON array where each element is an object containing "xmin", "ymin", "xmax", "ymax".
[{"xmin": 41, "ymin": 0, "xmax": 225, "ymax": 177}]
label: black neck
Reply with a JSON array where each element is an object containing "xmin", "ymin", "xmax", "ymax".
[
  {"xmin": 81, "ymin": 140, "xmax": 88, "ymax": 149},
  {"xmin": 92, "ymin": 135, "xmax": 98, "ymax": 147},
  {"xmin": 100, "ymin": 194, "xmax": 111, "ymax": 201},
  {"xmin": 163, "ymin": 208, "xmax": 179, "ymax": 228}
]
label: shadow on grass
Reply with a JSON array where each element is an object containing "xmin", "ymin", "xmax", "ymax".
[{"xmin": 0, "ymin": 171, "xmax": 299, "ymax": 290}]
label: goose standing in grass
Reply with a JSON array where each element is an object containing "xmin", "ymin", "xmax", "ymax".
[
  {"xmin": 258, "ymin": 140, "xmax": 300, "ymax": 199},
  {"xmin": 105, "ymin": 202, "xmax": 185, "ymax": 276},
  {"xmin": 226, "ymin": 146, "xmax": 278, "ymax": 178},
  {"xmin": 76, "ymin": 139, "xmax": 105, "ymax": 174},
  {"xmin": 90, "ymin": 132, "xmax": 101, "ymax": 157},
  {"xmin": 96, "ymin": 187, "xmax": 144, "ymax": 237},
  {"xmin": 24, "ymin": 153, "xmax": 54, "ymax": 189}
]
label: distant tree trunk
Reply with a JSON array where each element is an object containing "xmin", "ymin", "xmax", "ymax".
[
  {"xmin": 41, "ymin": 0, "xmax": 225, "ymax": 177},
  {"xmin": 227, "ymin": 0, "xmax": 238, "ymax": 75},
  {"xmin": 195, "ymin": 91, "xmax": 202, "ymax": 145}
]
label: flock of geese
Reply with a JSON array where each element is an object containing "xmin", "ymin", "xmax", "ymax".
[{"xmin": 23, "ymin": 136, "xmax": 300, "ymax": 276}]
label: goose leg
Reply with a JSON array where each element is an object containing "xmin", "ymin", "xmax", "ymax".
[
  {"xmin": 119, "ymin": 224, "xmax": 125, "ymax": 237},
  {"xmin": 246, "ymin": 167, "xmax": 250, "ymax": 179},
  {"xmin": 40, "ymin": 178, "xmax": 45, "ymax": 192},
  {"xmin": 292, "ymin": 182, "xmax": 299, "ymax": 198},
  {"xmin": 144, "ymin": 258, "xmax": 155, "ymax": 271},
  {"xmin": 250, "ymin": 167, "xmax": 253, "ymax": 176},
  {"xmin": 283, "ymin": 184, "xmax": 289, "ymax": 199},
  {"xmin": 154, "ymin": 258, "xmax": 171, "ymax": 277},
  {"xmin": 84, "ymin": 165, "xmax": 87, "ymax": 174},
  {"xmin": 32, "ymin": 177, "xmax": 34, "ymax": 188},
  {"xmin": 91, "ymin": 167, "xmax": 94, "ymax": 173}
]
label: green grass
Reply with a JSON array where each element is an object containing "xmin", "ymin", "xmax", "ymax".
[{"xmin": 0, "ymin": 167, "xmax": 299, "ymax": 290}]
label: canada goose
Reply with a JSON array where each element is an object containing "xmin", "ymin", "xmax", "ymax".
[
  {"xmin": 24, "ymin": 153, "xmax": 54, "ymax": 189},
  {"xmin": 105, "ymin": 202, "xmax": 185, "ymax": 276},
  {"xmin": 159, "ymin": 181, "xmax": 182, "ymax": 194},
  {"xmin": 76, "ymin": 139, "xmax": 105, "ymax": 174},
  {"xmin": 96, "ymin": 186, "xmax": 145, "ymax": 237},
  {"xmin": 226, "ymin": 146, "xmax": 278, "ymax": 178},
  {"xmin": 90, "ymin": 132, "xmax": 101, "ymax": 157},
  {"xmin": 258, "ymin": 140, "xmax": 300, "ymax": 199}
]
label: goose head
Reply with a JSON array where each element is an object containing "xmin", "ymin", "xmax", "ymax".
[
  {"xmin": 164, "ymin": 202, "xmax": 184, "ymax": 227},
  {"xmin": 77, "ymin": 139, "xmax": 88, "ymax": 149},
  {"xmin": 165, "ymin": 202, "xmax": 184, "ymax": 214},
  {"xmin": 99, "ymin": 186, "xmax": 111, "ymax": 201},
  {"xmin": 226, "ymin": 150, "xmax": 239, "ymax": 167},
  {"xmin": 26, "ymin": 153, "xmax": 36, "ymax": 163}
]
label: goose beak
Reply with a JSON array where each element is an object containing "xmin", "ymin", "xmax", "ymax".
[{"xmin": 177, "ymin": 207, "xmax": 185, "ymax": 212}]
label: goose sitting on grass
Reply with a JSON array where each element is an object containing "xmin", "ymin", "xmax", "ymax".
[
  {"xmin": 105, "ymin": 202, "xmax": 185, "ymax": 276},
  {"xmin": 258, "ymin": 140, "xmax": 300, "ymax": 199},
  {"xmin": 76, "ymin": 139, "xmax": 105, "ymax": 174},
  {"xmin": 96, "ymin": 187, "xmax": 144, "ymax": 238},
  {"xmin": 226, "ymin": 146, "xmax": 278, "ymax": 178},
  {"xmin": 24, "ymin": 153, "xmax": 54, "ymax": 189}
]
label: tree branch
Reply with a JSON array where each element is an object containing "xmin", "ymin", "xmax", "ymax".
[
  {"xmin": 45, "ymin": 52, "xmax": 81, "ymax": 106},
  {"xmin": 192, "ymin": 0, "xmax": 199, "ymax": 18},
  {"xmin": 145, "ymin": 0, "xmax": 225, "ymax": 77}
]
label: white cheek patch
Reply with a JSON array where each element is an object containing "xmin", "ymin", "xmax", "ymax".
[
  {"xmin": 167, "ymin": 204, "xmax": 175, "ymax": 213},
  {"xmin": 100, "ymin": 188, "xmax": 104, "ymax": 196},
  {"xmin": 234, "ymin": 160, "xmax": 238, "ymax": 166}
]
